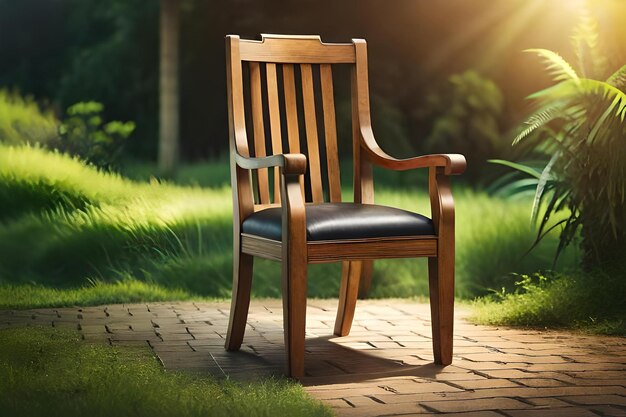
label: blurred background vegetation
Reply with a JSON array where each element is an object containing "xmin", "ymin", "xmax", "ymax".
[
  {"xmin": 0, "ymin": 0, "xmax": 624, "ymax": 334},
  {"xmin": 1, "ymin": 0, "xmax": 624, "ymax": 170}
]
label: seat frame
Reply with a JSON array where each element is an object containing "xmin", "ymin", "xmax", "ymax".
[{"xmin": 224, "ymin": 34, "xmax": 466, "ymax": 378}]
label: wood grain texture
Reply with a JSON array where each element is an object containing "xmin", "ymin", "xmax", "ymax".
[
  {"xmin": 282, "ymin": 64, "xmax": 300, "ymax": 154},
  {"xmin": 241, "ymin": 234, "xmax": 437, "ymax": 264},
  {"xmin": 357, "ymin": 259, "xmax": 374, "ymax": 299},
  {"xmin": 266, "ymin": 63, "xmax": 283, "ymax": 203},
  {"xmin": 224, "ymin": 249, "xmax": 253, "ymax": 350},
  {"xmin": 234, "ymin": 152, "xmax": 306, "ymax": 174},
  {"xmin": 281, "ymin": 171, "xmax": 307, "ymax": 377},
  {"xmin": 351, "ymin": 44, "xmax": 374, "ymax": 206},
  {"xmin": 241, "ymin": 233, "xmax": 282, "ymax": 261},
  {"xmin": 282, "ymin": 64, "xmax": 305, "ymax": 197},
  {"xmin": 334, "ymin": 261, "xmax": 361, "ymax": 336},
  {"xmin": 239, "ymin": 35, "xmax": 355, "ymax": 64},
  {"xmin": 428, "ymin": 168, "xmax": 455, "ymax": 365},
  {"xmin": 308, "ymin": 237, "xmax": 437, "ymax": 263},
  {"xmin": 300, "ymin": 64, "xmax": 324, "ymax": 203},
  {"xmin": 225, "ymin": 35, "xmax": 255, "ymax": 353},
  {"xmin": 249, "ymin": 62, "xmax": 270, "ymax": 204},
  {"xmin": 320, "ymin": 64, "xmax": 342, "ymax": 203}
]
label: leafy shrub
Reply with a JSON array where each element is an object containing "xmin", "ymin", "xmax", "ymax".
[
  {"xmin": 0, "ymin": 90, "xmax": 58, "ymax": 145},
  {"xmin": 491, "ymin": 9, "xmax": 626, "ymax": 268},
  {"xmin": 53, "ymin": 101, "xmax": 135, "ymax": 169}
]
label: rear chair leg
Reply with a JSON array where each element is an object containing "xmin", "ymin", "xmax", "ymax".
[
  {"xmin": 334, "ymin": 261, "xmax": 362, "ymax": 336},
  {"xmin": 358, "ymin": 260, "xmax": 374, "ymax": 299},
  {"xmin": 225, "ymin": 245, "xmax": 254, "ymax": 351}
]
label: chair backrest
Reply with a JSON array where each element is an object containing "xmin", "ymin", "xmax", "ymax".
[{"xmin": 226, "ymin": 34, "xmax": 372, "ymax": 214}]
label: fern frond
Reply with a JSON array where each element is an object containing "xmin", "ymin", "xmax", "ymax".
[
  {"xmin": 606, "ymin": 64, "xmax": 626, "ymax": 90},
  {"xmin": 578, "ymin": 79, "xmax": 626, "ymax": 121},
  {"xmin": 587, "ymin": 94, "xmax": 626, "ymax": 144},
  {"xmin": 530, "ymin": 78, "xmax": 626, "ymax": 121},
  {"xmin": 488, "ymin": 159, "xmax": 542, "ymax": 179},
  {"xmin": 531, "ymin": 152, "xmax": 558, "ymax": 225},
  {"xmin": 513, "ymin": 107, "xmax": 562, "ymax": 145},
  {"xmin": 570, "ymin": 7, "xmax": 607, "ymax": 78},
  {"xmin": 525, "ymin": 49, "xmax": 580, "ymax": 83}
]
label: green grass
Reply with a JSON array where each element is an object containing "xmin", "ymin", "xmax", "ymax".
[
  {"xmin": 0, "ymin": 144, "xmax": 579, "ymax": 306},
  {"xmin": 0, "ymin": 280, "xmax": 200, "ymax": 309},
  {"xmin": 0, "ymin": 326, "xmax": 332, "ymax": 417},
  {"xmin": 470, "ymin": 265, "xmax": 626, "ymax": 336}
]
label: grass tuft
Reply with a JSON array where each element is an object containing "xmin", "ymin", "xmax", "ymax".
[{"xmin": 470, "ymin": 266, "xmax": 626, "ymax": 335}]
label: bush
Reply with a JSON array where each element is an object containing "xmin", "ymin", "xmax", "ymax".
[{"xmin": 53, "ymin": 101, "xmax": 135, "ymax": 169}]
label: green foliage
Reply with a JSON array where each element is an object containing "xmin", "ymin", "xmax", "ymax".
[
  {"xmin": 493, "ymin": 10, "xmax": 626, "ymax": 267},
  {"xmin": 415, "ymin": 70, "xmax": 504, "ymax": 180},
  {"xmin": 0, "ymin": 327, "xmax": 332, "ymax": 417},
  {"xmin": 53, "ymin": 101, "xmax": 135, "ymax": 169},
  {"xmin": 0, "ymin": 90, "xmax": 58, "ymax": 146},
  {"xmin": 0, "ymin": 145, "xmax": 578, "ymax": 302},
  {"xmin": 471, "ymin": 266, "xmax": 626, "ymax": 335}
]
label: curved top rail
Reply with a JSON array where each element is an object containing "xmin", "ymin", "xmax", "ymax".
[{"xmin": 237, "ymin": 34, "xmax": 356, "ymax": 64}]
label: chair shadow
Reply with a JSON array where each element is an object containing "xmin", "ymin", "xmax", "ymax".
[
  {"xmin": 299, "ymin": 335, "xmax": 448, "ymax": 385},
  {"xmin": 221, "ymin": 334, "xmax": 449, "ymax": 384}
]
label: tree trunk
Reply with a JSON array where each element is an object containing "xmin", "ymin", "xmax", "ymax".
[{"xmin": 159, "ymin": 0, "xmax": 180, "ymax": 174}]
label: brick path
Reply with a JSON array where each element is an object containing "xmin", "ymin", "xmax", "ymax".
[{"xmin": 1, "ymin": 300, "xmax": 625, "ymax": 416}]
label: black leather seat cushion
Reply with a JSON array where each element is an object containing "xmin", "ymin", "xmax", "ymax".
[{"xmin": 242, "ymin": 203, "xmax": 434, "ymax": 241}]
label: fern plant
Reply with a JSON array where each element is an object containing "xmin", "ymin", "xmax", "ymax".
[{"xmin": 492, "ymin": 9, "xmax": 626, "ymax": 269}]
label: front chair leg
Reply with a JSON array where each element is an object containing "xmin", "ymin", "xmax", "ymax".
[
  {"xmin": 281, "ymin": 248, "xmax": 307, "ymax": 378},
  {"xmin": 428, "ymin": 247, "xmax": 454, "ymax": 365},
  {"xmin": 334, "ymin": 261, "xmax": 362, "ymax": 336},
  {"xmin": 225, "ymin": 247, "xmax": 254, "ymax": 351},
  {"xmin": 280, "ymin": 170, "xmax": 307, "ymax": 378}
]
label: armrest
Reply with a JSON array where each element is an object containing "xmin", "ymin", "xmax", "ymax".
[
  {"xmin": 235, "ymin": 152, "xmax": 307, "ymax": 175},
  {"xmin": 360, "ymin": 125, "xmax": 466, "ymax": 175}
]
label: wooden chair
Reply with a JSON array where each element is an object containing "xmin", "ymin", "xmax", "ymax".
[{"xmin": 224, "ymin": 34, "xmax": 466, "ymax": 378}]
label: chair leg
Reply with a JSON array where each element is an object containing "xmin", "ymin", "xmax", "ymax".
[
  {"xmin": 281, "ymin": 246, "xmax": 308, "ymax": 378},
  {"xmin": 428, "ymin": 253, "xmax": 454, "ymax": 365},
  {"xmin": 225, "ymin": 246, "xmax": 254, "ymax": 351},
  {"xmin": 334, "ymin": 261, "xmax": 361, "ymax": 336},
  {"xmin": 357, "ymin": 260, "xmax": 374, "ymax": 299}
]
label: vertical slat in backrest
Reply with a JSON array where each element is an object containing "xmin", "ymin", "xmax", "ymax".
[
  {"xmin": 237, "ymin": 34, "xmax": 356, "ymax": 206},
  {"xmin": 265, "ymin": 63, "xmax": 283, "ymax": 203},
  {"xmin": 320, "ymin": 64, "xmax": 342, "ymax": 202},
  {"xmin": 300, "ymin": 63, "xmax": 324, "ymax": 203},
  {"xmin": 282, "ymin": 64, "xmax": 305, "ymax": 197},
  {"xmin": 248, "ymin": 62, "xmax": 270, "ymax": 204}
]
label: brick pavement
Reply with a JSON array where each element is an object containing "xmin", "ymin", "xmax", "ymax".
[{"xmin": 1, "ymin": 300, "xmax": 625, "ymax": 416}]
